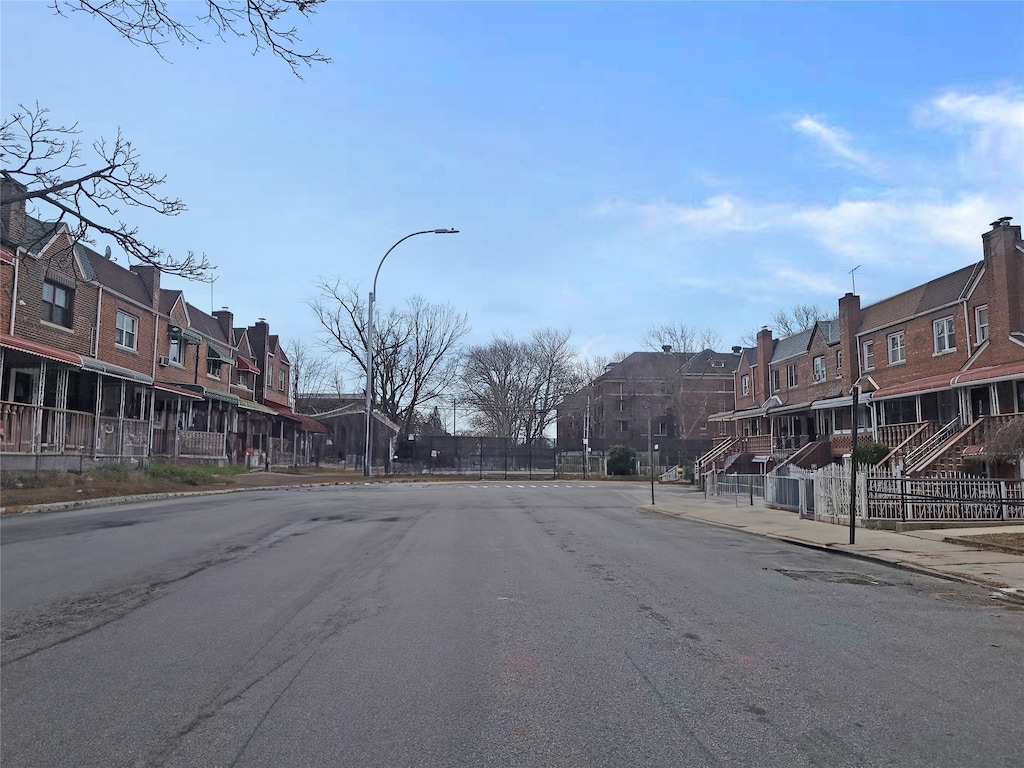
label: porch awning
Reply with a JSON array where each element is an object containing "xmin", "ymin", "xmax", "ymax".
[
  {"xmin": 950, "ymin": 361, "xmax": 1024, "ymax": 386},
  {"xmin": 872, "ymin": 372, "xmax": 958, "ymax": 401},
  {"xmin": 206, "ymin": 345, "xmax": 229, "ymax": 362},
  {"xmin": 811, "ymin": 393, "xmax": 872, "ymax": 410},
  {"xmin": 154, "ymin": 382, "xmax": 203, "ymax": 399},
  {"xmin": 169, "ymin": 325, "xmax": 203, "ymax": 344},
  {"xmin": 80, "ymin": 356, "xmax": 153, "ymax": 385},
  {"xmin": 266, "ymin": 401, "xmax": 302, "ymax": 422},
  {"xmin": 294, "ymin": 413, "xmax": 328, "ymax": 434},
  {"xmin": 180, "ymin": 384, "xmax": 239, "ymax": 406},
  {"xmin": 237, "ymin": 398, "xmax": 276, "ymax": 415},
  {"xmin": 235, "ymin": 355, "xmax": 260, "ymax": 374},
  {"xmin": 767, "ymin": 400, "xmax": 813, "ymax": 416},
  {"xmin": 707, "ymin": 410, "xmax": 736, "ymax": 422},
  {"xmin": 0, "ymin": 333, "xmax": 82, "ymax": 367}
]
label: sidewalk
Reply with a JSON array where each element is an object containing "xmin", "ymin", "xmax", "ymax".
[{"xmin": 650, "ymin": 488, "xmax": 1024, "ymax": 598}]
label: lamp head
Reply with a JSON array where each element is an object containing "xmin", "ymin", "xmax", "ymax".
[{"xmin": 433, "ymin": 228, "xmax": 459, "ymax": 234}]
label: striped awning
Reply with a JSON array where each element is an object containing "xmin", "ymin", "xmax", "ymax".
[
  {"xmin": 0, "ymin": 333, "xmax": 82, "ymax": 367},
  {"xmin": 237, "ymin": 398, "xmax": 276, "ymax": 415},
  {"xmin": 80, "ymin": 356, "xmax": 153, "ymax": 384}
]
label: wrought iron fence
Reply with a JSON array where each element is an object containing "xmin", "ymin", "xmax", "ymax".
[
  {"xmin": 866, "ymin": 475, "xmax": 1024, "ymax": 521},
  {"xmin": 392, "ymin": 436, "xmax": 560, "ymax": 478}
]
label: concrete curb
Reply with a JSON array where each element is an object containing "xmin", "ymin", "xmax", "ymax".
[{"xmin": 645, "ymin": 504, "xmax": 1024, "ymax": 602}]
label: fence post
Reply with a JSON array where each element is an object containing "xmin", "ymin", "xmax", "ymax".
[
  {"xmin": 503, "ymin": 439, "xmax": 507, "ymax": 480},
  {"xmin": 528, "ymin": 440, "xmax": 533, "ymax": 480},
  {"xmin": 479, "ymin": 440, "xmax": 483, "ymax": 480},
  {"xmin": 900, "ymin": 477, "xmax": 907, "ymax": 521},
  {"xmin": 999, "ymin": 480, "xmax": 1006, "ymax": 521}
]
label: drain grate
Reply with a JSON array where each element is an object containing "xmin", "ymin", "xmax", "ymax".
[{"xmin": 772, "ymin": 569, "xmax": 894, "ymax": 586}]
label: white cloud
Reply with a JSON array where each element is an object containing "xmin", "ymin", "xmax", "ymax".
[
  {"xmin": 923, "ymin": 88, "xmax": 1024, "ymax": 182},
  {"xmin": 793, "ymin": 115, "xmax": 883, "ymax": 177}
]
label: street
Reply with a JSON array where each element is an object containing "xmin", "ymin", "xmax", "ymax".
[{"xmin": 2, "ymin": 482, "xmax": 1022, "ymax": 767}]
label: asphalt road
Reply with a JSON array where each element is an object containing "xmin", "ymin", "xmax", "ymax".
[{"xmin": 2, "ymin": 482, "xmax": 1022, "ymax": 768}]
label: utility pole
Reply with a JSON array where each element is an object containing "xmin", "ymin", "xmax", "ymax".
[{"xmin": 583, "ymin": 392, "xmax": 591, "ymax": 480}]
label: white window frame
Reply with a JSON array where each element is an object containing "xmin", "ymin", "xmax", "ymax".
[
  {"xmin": 836, "ymin": 350, "xmax": 842, "ymax": 376},
  {"xmin": 278, "ymin": 371, "xmax": 286, "ymax": 391},
  {"xmin": 933, "ymin": 316, "xmax": 956, "ymax": 354},
  {"xmin": 975, "ymin": 305, "xmax": 989, "ymax": 344},
  {"xmin": 741, "ymin": 374, "xmax": 750, "ymax": 396},
  {"xmin": 168, "ymin": 337, "xmax": 185, "ymax": 365},
  {"xmin": 863, "ymin": 340, "xmax": 874, "ymax": 371},
  {"xmin": 771, "ymin": 369, "xmax": 780, "ymax": 393},
  {"xmin": 887, "ymin": 331, "xmax": 906, "ymax": 365},
  {"xmin": 115, "ymin": 311, "xmax": 138, "ymax": 350},
  {"xmin": 813, "ymin": 355, "xmax": 826, "ymax": 382},
  {"xmin": 786, "ymin": 363, "xmax": 798, "ymax": 388},
  {"xmin": 206, "ymin": 356, "xmax": 222, "ymax": 379}
]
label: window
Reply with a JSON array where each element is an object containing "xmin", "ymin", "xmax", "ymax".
[
  {"xmin": 237, "ymin": 371, "xmax": 249, "ymax": 388},
  {"xmin": 115, "ymin": 311, "xmax": 138, "ymax": 350},
  {"xmin": 787, "ymin": 363, "xmax": 798, "ymax": 388},
  {"xmin": 206, "ymin": 358, "xmax": 222, "ymax": 378},
  {"xmin": 863, "ymin": 340, "xmax": 874, "ymax": 371},
  {"xmin": 741, "ymin": 374, "xmax": 750, "ymax": 396},
  {"xmin": 887, "ymin": 331, "xmax": 906, "ymax": 364},
  {"xmin": 278, "ymin": 371, "xmax": 286, "ymax": 391},
  {"xmin": 813, "ymin": 355, "xmax": 826, "ymax": 382},
  {"xmin": 42, "ymin": 281, "xmax": 73, "ymax": 328},
  {"xmin": 267, "ymin": 362, "xmax": 274, "ymax": 385},
  {"xmin": 836, "ymin": 350, "xmax": 842, "ymax": 375},
  {"xmin": 975, "ymin": 306, "xmax": 989, "ymax": 343},
  {"xmin": 771, "ymin": 369, "xmax": 780, "ymax": 393},
  {"xmin": 934, "ymin": 316, "xmax": 956, "ymax": 353},
  {"xmin": 656, "ymin": 421, "xmax": 667, "ymax": 435},
  {"xmin": 168, "ymin": 337, "xmax": 184, "ymax": 365},
  {"xmin": 617, "ymin": 398, "xmax": 625, "ymax": 412},
  {"xmin": 616, "ymin": 420, "xmax": 628, "ymax": 432}
]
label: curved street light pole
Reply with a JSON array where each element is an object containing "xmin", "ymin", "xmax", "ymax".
[{"xmin": 364, "ymin": 228, "xmax": 459, "ymax": 477}]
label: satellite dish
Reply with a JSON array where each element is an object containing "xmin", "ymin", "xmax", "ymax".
[{"xmin": 104, "ymin": 246, "xmax": 112, "ymax": 259}]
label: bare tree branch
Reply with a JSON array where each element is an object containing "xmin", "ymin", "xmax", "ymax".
[
  {"xmin": 53, "ymin": 0, "xmax": 330, "ymax": 77},
  {"xmin": 642, "ymin": 322, "xmax": 721, "ymax": 355},
  {"xmin": 1, "ymin": 103, "xmax": 210, "ymax": 278},
  {"xmin": 308, "ymin": 278, "xmax": 470, "ymax": 435}
]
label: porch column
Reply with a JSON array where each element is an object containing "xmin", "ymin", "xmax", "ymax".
[{"xmin": 33, "ymin": 360, "xmax": 46, "ymax": 454}]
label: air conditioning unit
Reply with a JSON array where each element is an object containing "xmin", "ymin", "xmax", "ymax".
[{"xmin": 158, "ymin": 356, "xmax": 170, "ymax": 367}]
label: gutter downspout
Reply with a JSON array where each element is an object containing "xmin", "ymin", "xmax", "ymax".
[{"xmin": 9, "ymin": 247, "xmax": 21, "ymax": 331}]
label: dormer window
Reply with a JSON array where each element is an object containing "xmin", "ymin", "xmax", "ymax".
[{"xmin": 42, "ymin": 281, "xmax": 74, "ymax": 328}]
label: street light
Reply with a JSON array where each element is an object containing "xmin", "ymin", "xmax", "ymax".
[{"xmin": 364, "ymin": 228, "xmax": 459, "ymax": 477}]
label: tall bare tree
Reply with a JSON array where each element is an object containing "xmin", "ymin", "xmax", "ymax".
[
  {"xmin": 1, "ymin": 103, "xmax": 210, "ymax": 278},
  {"xmin": 740, "ymin": 303, "xmax": 836, "ymax": 345},
  {"xmin": 460, "ymin": 328, "xmax": 585, "ymax": 442},
  {"xmin": 642, "ymin": 322, "xmax": 721, "ymax": 354},
  {"xmin": 52, "ymin": 0, "xmax": 330, "ymax": 76},
  {"xmin": 308, "ymin": 279, "xmax": 470, "ymax": 435},
  {"xmin": 285, "ymin": 336, "xmax": 345, "ymax": 413}
]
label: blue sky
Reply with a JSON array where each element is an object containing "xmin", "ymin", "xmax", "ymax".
[{"xmin": 3, "ymin": 1, "xmax": 1022, "ymax": 377}]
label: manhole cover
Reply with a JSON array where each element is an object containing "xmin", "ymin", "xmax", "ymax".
[{"xmin": 772, "ymin": 569, "xmax": 893, "ymax": 586}]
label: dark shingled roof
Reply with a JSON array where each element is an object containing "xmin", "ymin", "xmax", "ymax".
[
  {"xmin": 818, "ymin": 319, "xmax": 840, "ymax": 344},
  {"xmin": 185, "ymin": 302, "xmax": 231, "ymax": 346},
  {"xmin": 859, "ymin": 262, "xmax": 982, "ymax": 332},
  {"xmin": 160, "ymin": 289, "xmax": 183, "ymax": 315},
  {"xmin": 594, "ymin": 351, "xmax": 694, "ymax": 382},
  {"xmin": 4, "ymin": 214, "xmax": 60, "ymax": 255},
  {"xmin": 77, "ymin": 244, "xmax": 152, "ymax": 306},
  {"xmin": 770, "ymin": 328, "xmax": 814, "ymax": 363},
  {"xmin": 679, "ymin": 349, "xmax": 742, "ymax": 376}
]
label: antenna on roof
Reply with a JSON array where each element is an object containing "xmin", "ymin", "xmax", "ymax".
[
  {"xmin": 209, "ymin": 275, "xmax": 219, "ymax": 313},
  {"xmin": 848, "ymin": 264, "xmax": 861, "ymax": 294}
]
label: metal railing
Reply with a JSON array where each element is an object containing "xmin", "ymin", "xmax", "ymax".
[{"xmin": 903, "ymin": 416, "xmax": 961, "ymax": 470}]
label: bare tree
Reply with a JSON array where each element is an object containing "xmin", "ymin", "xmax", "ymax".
[
  {"xmin": 308, "ymin": 279, "xmax": 470, "ymax": 435},
  {"xmin": 1, "ymin": 103, "xmax": 210, "ymax": 278},
  {"xmin": 52, "ymin": 0, "xmax": 330, "ymax": 76},
  {"xmin": 286, "ymin": 336, "xmax": 345, "ymax": 413},
  {"xmin": 460, "ymin": 328, "xmax": 585, "ymax": 442},
  {"xmin": 740, "ymin": 304, "xmax": 836, "ymax": 345},
  {"xmin": 642, "ymin": 322, "xmax": 721, "ymax": 354}
]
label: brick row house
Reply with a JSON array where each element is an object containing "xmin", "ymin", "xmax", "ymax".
[
  {"xmin": 556, "ymin": 347, "xmax": 741, "ymax": 468},
  {"xmin": 699, "ymin": 218, "xmax": 1024, "ymax": 479},
  {"xmin": 0, "ymin": 180, "xmax": 324, "ymax": 470}
]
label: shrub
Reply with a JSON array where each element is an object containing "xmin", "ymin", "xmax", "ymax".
[
  {"xmin": 607, "ymin": 445, "xmax": 637, "ymax": 475},
  {"xmin": 146, "ymin": 462, "xmax": 219, "ymax": 486},
  {"xmin": 853, "ymin": 439, "xmax": 889, "ymax": 466},
  {"xmin": 90, "ymin": 464, "xmax": 137, "ymax": 482}
]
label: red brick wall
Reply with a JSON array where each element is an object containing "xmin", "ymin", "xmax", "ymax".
[
  {"xmin": 768, "ymin": 331, "xmax": 841, "ymax": 406},
  {"xmin": 96, "ymin": 291, "xmax": 157, "ymax": 378},
  {"xmin": 11, "ymin": 235, "xmax": 98, "ymax": 356}
]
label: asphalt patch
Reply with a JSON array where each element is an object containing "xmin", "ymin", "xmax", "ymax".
[{"xmin": 772, "ymin": 569, "xmax": 895, "ymax": 587}]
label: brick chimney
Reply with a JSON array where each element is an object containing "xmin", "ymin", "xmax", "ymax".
[
  {"xmin": 212, "ymin": 307, "xmax": 235, "ymax": 343},
  {"xmin": 982, "ymin": 217, "xmax": 1023, "ymax": 338},
  {"xmin": 838, "ymin": 291, "xmax": 862, "ymax": 386},
  {"xmin": 130, "ymin": 264, "xmax": 161, "ymax": 311},
  {"xmin": 755, "ymin": 327, "xmax": 773, "ymax": 402},
  {"xmin": 1, "ymin": 179, "xmax": 28, "ymax": 246}
]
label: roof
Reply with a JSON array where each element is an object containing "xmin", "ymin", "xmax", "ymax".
[
  {"xmin": 77, "ymin": 244, "xmax": 153, "ymax": 306},
  {"xmin": 4, "ymin": 214, "xmax": 60, "ymax": 255},
  {"xmin": 1, "ymin": 332, "xmax": 82, "ymax": 366},
  {"xmin": 594, "ymin": 351, "xmax": 693, "ymax": 382},
  {"xmin": 185, "ymin": 302, "xmax": 231, "ymax": 345},
  {"xmin": 159, "ymin": 289, "xmax": 183, "ymax": 315},
  {"xmin": 818, "ymin": 319, "xmax": 840, "ymax": 344},
  {"xmin": 679, "ymin": 349, "xmax": 742, "ymax": 376},
  {"xmin": 872, "ymin": 361, "xmax": 1024, "ymax": 400},
  {"xmin": 770, "ymin": 328, "xmax": 814, "ymax": 363},
  {"xmin": 858, "ymin": 262, "xmax": 982, "ymax": 333}
]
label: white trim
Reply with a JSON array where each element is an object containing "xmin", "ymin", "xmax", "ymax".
[
  {"xmin": 960, "ymin": 263, "xmax": 985, "ymax": 301},
  {"xmin": 974, "ymin": 304, "xmax": 989, "ymax": 345},
  {"xmin": 962, "ymin": 339, "xmax": 990, "ymax": 369},
  {"xmin": 1009, "ymin": 333, "xmax": 1024, "ymax": 349}
]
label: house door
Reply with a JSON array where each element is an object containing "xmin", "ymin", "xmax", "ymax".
[
  {"xmin": 970, "ymin": 386, "xmax": 991, "ymax": 419},
  {"xmin": 7, "ymin": 368, "xmax": 38, "ymax": 404}
]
